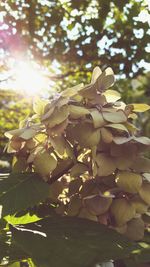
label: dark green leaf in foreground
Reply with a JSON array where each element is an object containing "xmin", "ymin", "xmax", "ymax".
[
  {"xmin": 11, "ymin": 216, "xmax": 139, "ymax": 267},
  {"xmin": 0, "ymin": 173, "xmax": 49, "ymax": 216}
]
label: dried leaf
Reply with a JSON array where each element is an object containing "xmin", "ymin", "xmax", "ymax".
[
  {"xmin": 132, "ymin": 103, "xmax": 150, "ymax": 112},
  {"xmin": 68, "ymin": 195, "xmax": 82, "ymax": 216},
  {"xmin": 103, "ymin": 90, "xmax": 121, "ymax": 103},
  {"xmin": 125, "ymin": 218, "xmax": 145, "ymax": 241},
  {"xmin": 43, "ymin": 105, "xmax": 69, "ymax": 128},
  {"xmin": 91, "ymin": 66, "xmax": 102, "ymax": 83},
  {"xmin": 106, "ymin": 123, "xmax": 128, "ymax": 133},
  {"xmin": 139, "ymin": 183, "xmax": 150, "ymax": 205},
  {"xmin": 101, "ymin": 128, "xmax": 113, "ymax": 143},
  {"xmin": 34, "ymin": 151, "xmax": 57, "ymax": 178},
  {"xmin": 70, "ymin": 163, "xmax": 88, "ymax": 177},
  {"xmin": 130, "ymin": 157, "xmax": 150, "ymax": 172},
  {"xmin": 69, "ymin": 104, "xmax": 89, "ymax": 119},
  {"xmin": 61, "ymin": 83, "xmax": 84, "ymax": 97},
  {"xmin": 103, "ymin": 110, "xmax": 127, "ymax": 123},
  {"xmin": 96, "ymin": 153, "xmax": 116, "ymax": 176},
  {"xmin": 67, "ymin": 122, "xmax": 100, "ymax": 148},
  {"xmin": 110, "ymin": 199, "xmax": 135, "ymax": 226},
  {"xmin": 91, "ymin": 109, "xmax": 106, "ymax": 128},
  {"xmin": 133, "ymin": 136, "xmax": 150, "ymax": 146},
  {"xmin": 84, "ymin": 195, "xmax": 112, "ymax": 216},
  {"xmin": 116, "ymin": 171, "xmax": 142, "ymax": 193}
]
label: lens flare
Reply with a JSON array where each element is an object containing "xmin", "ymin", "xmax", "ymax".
[{"xmin": 13, "ymin": 61, "xmax": 49, "ymax": 96}]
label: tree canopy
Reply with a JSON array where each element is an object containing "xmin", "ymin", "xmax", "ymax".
[{"xmin": 0, "ymin": 0, "xmax": 150, "ymax": 81}]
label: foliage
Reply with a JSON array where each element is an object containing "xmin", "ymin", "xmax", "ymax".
[
  {"xmin": 0, "ymin": 66, "xmax": 150, "ymax": 266},
  {"xmin": 114, "ymin": 71, "xmax": 150, "ymax": 138},
  {"xmin": 0, "ymin": 90, "xmax": 32, "ymax": 171},
  {"xmin": 0, "ymin": 0, "xmax": 150, "ymax": 79}
]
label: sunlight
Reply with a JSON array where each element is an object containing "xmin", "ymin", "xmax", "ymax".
[{"xmin": 13, "ymin": 61, "xmax": 49, "ymax": 96}]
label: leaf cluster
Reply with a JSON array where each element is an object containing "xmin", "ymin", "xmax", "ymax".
[{"xmin": 1, "ymin": 66, "xmax": 150, "ymax": 266}]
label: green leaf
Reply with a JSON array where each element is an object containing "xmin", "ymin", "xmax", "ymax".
[
  {"xmin": 0, "ymin": 173, "xmax": 49, "ymax": 216},
  {"xmin": 5, "ymin": 212, "xmax": 41, "ymax": 225},
  {"xmin": 11, "ymin": 216, "xmax": 138, "ymax": 267},
  {"xmin": 6, "ymin": 262, "xmax": 20, "ymax": 267}
]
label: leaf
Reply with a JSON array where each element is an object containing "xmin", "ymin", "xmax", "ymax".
[
  {"xmin": 41, "ymin": 105, "xmax": 55, "ymax": 121},
  {"xmin": 5, "ymin": 127, "xmax": 37, "ymax": 140},
  {"xmin": 143, "ymin": 173, "xmax": 150, "ymax": 182},
  {"xmin": 50, "ymin": 135, "xmax": 73, "ymax": 158},
  {"xmin": 5, "ymin": 213, "xmax": 41, "ymax": 225},
  {"xmin": 33, "ymin": 98, "xmax": 49, "ymax": 116},
  {"xmin": 110, "ymin": 199, "xmax": 135, "ymax": 226},
  {"xmin": 125, "ymin": 218, "xmax": 145, "ymax": 241},
  {"xmin": 7, "ymin": 262, "xmax": 20, "ymax": 267},
  {"xmin": 101, "ymin": 128, "xmax": 113, "ymax": 143},
  {"xmin": 48, "ymin": 119, "xmax": 68, "ymax": 135},
  {"xmin": 91, "ymin": 66, "xmax": 102, "ymax": 83},
  {"xmin": 19, "ymin": 128, "xmax": 37, "ymax": 140},
  {"xmin": 110, "ymin": 143, "xmax": 138, "ymax": 158},
  {"xmin": 91, "ymin": 109, "xmax": 106, "ymax": 128},
  {"xmin": 103, "ymin": 90, "xmax": 121, "ymax": 103},
  {"xmin": 5, "ymin": 128, "xmax": 25, "ymax": 139},
  {"xmin": 61, "ymin": 83, "xmax": 84, "ymax": 97},
  {"xmin": 11, "ymin": 216, "xmax": 138, "ymax": 267},
  {"xmin": 42, "ymin": 105, "xmax": 69, "ymax": 127},
  {"xmin": 106, "ymin": 123, "xmax": 129, "ymax": 133},
  {"xmin": 48, "ymin": 180, "xmax": 64, "ymax": 201},
  {"xmin": 70, "ymin": 163, "xmax": 88, "ymax": 177},
  {"xmin": 34, "ymin": 151, "xmax": 57, "ymax": 178},
  {"xmin": 67, "ymin": 122, "xmax": 100, "ymax": 148},
  {"xmin": 96, "ymin": 153, "xmax": 116, "ymax": 176},
  {"xmin": 103, "ymin": 110, "xmax": 127, "ymax": 123},
  {"xmin": 132, "ymin": 104, "xmax": 150, "ymax": 112},
  {"xmin": 116, "ymin": 171, "xmax": 142, "ymax": 193},
  {"xmin": 100, "ymin": 262, "xmax": 114, "ymax": 267},
  {"xmin": 67, "ymin": 195, "xmax": 82, "ymax": 216},
  {"xmin": 113, "ymin": 137, "xmax": 132, "ymax": 145},
  {"xmin": 68, "ymin": 178, "xmax": 83, "ymax": 196},
  {"xmin": 96, "ymin": 67, "xmax": 115, "ymax": 92},
  {"xmin": 139, "ymin": 183, "xmax": 150, "ymax": 205},
  {"xmin": 133, "ymin": 136, "xmax": 150, "ymax": 146},
  {"xmin": 84, "ymin": 195, "xmax": 112, "ymax": 216},
  {"xmin": 130, "ymin": 157, "xmax": 150, "ymax": 172},
  {"xmin": 69, "ymin": 104, "xmax": 89, "ymax": 119},
  {"xmin": 0, "ymin": 173, "xmax": 49, "ymax": 216},
  {"xmin": 114, "ymin": 156, "xmax": 135, "ymax": 170}
]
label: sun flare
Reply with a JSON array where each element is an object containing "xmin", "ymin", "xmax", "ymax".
[{"xmin": 13, "ymin": 61, "xmax": 49, "ymax": 96}]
